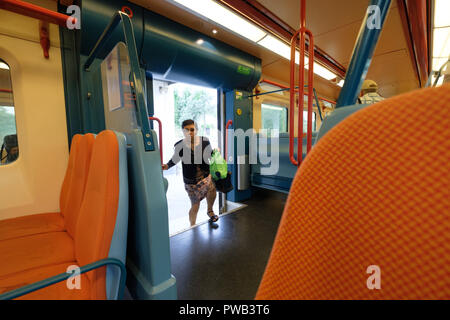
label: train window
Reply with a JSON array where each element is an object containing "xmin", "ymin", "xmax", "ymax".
[
  {"xmin": 0, "ymin": 59, "xmax": 18, "ymax": 165},
  {"xmin": 303, "ymin": 110, "xmax": 316, "ymax": 132},
  {"xmin": 261, "ymin": 103, "xmax": 288, "ymax": 134}
]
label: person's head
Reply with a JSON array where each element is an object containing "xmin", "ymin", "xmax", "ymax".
[
  {"xmin": 182, "ymin": 119, "xmax": 197, "ymax": 139},
  {"xmin": 3, "ymin": 134, "xmax": 18, "ymax": 163},
  {"xmin": 360, "ymin": 79, "xmax": 379, "ymax": 97}
]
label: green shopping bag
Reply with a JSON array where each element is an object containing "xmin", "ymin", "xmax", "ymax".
[{"xmin": 210, "ymin": 149, "xmax": 228, "ymax": 181}]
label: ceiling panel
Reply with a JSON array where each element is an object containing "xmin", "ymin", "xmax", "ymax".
[
  {"xmin": 256, "ymin": 0, "xmax": 369, "ymax": 36},
  {"xmin": 130, "ymin": 0, "xmax": 419, "ymax": 98},
  {"xmin": 366, "ymin": 49, "xmax": 418, "ymax": 97}
]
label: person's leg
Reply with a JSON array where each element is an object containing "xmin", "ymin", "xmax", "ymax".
[
  {"xmin": 189, "ymin": 202, "xmax": 200, "ymax": 226},
  {"xmin": 206, "ymin": 184, "xmax": 216, "ymax": 216}
]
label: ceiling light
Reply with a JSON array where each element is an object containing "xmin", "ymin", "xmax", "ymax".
[
  {"xmin": 258, "ymin": 35, "xmax": 336, "ymax": 80},
  {"xmin": 257, "ymin": 35, "xmax": 304, "ymax": 65},
  {"xmin": 312, "ymin": 62, "xmax": 337, "ymax": 80},
  {"xmin": 258, "ymin": 35, "xmax": 290, "ymax": 60},
  {"xmin": 0, "ymin": 62, "xmax": 9, "ymax": 70},
  {"xmin": 434, "ymin": 0, "xmax": 450, "ymax": 28},
  {"xmin": 196, "ymin": 38, "xmax": 204, "ymax": 45},
  {"xmin": 174, "ymin": 0, "xmax": 338, "ymax": 82},
  {"xmin": 212, "ymin": 29, "xmax": 218, "ymax": 34},
  {"xmin": 174, "ymin": 0, "xmax": 266, "ymax": 42}
]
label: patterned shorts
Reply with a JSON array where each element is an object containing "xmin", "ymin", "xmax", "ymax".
[{"xmin": 185, "ymin": 175, "xmax": 215, "ymax": 204}]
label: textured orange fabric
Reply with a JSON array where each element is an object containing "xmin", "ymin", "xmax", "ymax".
[
  {"xmin": 0, "ymin": 262, "xmax": 91, "ymax": 300},
  {"xmin": 75, "ymin": 130, "xmax": 120, "ymax": 299},
  {"xmin": 63, "ymin": 133, "xmax": 95, "ymax": 238},
  {"xmin": 256, "ymin": 85, "xmax": 450, "ymax": 299},
  {"xmin": 0, "ymin": 232, "xmax": 75, "ymax": 277},
  {"xmin": 60, "ymin": 134, "xmax": 82, "ymax": 214},
  {"xmin": 0, "ymin": 131, "xmax": 120, "ymax": 300},
  {"xmin": 0, "ymin": 212, "xmax": 64, "ymax": 242}
]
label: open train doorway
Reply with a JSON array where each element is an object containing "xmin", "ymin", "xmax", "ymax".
[{"xmin": 153, "ymin": 80, "xmax": 220, "ymax": 235}]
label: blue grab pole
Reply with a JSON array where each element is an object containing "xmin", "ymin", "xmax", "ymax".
[
  {"xmin": 336, "ymin": 0, "xmax": 391, "ymax": 108},
  {"xmin": 313, "ymin": 88, "xmax": 323, "ymax": 121}
]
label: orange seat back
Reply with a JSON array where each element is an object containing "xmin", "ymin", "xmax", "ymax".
[
  {"xmin": 63, "ymin": 133, "xmax": 95, "ymax": 238},
  {"xmin": 256, "ymin": 85, "xmax": 450, "ymax": 299},
  {"xmin": 74, "ymin": 130, "xmax": 120, "ymax": 300},
  {"xmin": 59, "ymin": 134, "xmax": 82, "ymax": 214}
]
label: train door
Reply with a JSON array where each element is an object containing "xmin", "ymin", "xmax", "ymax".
[{"xmin": 153, "ymin": 80, "xmax": 219, "ymax": 235}]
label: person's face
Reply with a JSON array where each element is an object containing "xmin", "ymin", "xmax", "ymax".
[
  {"xmin": 9, "ymin": 147, "xmax": 18, "ymax": 156},
  {"xmin": 183, "ymin": 124, "xmax": 197, "ymax": 139}
]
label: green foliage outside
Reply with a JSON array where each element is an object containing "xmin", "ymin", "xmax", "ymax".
[
  {"xmin": 0, "ymin": 107, "xmax": 16, "ymax": 145},
  {"xmin": 174, "ymin": 88, "xmax": 215, "ymax": 138}
]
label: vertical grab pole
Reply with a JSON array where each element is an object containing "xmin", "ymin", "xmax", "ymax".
[
  {"xmin": 148, "ymin": 117, "xmax": 163, "ymax": 163},
  {"xmin": 305, "ymin": 30, "xmax": 314, "ymax": 153},
  {"xmin": 336, "ymin": 0, "xmax": 391, "ymax": 107},
  {"xmin": 289, "ymin": 31, "xmax": 299, "ymax": 166},
  {"xmin": 289, "ymin": 30, "xmax": 304, "ymax": 166},
  {"xmin": 289, "ymin": 0, "xmax": 314, "ymax": 165},
  {"xmin": 225, "ymin": 120, "xmax": 233, "ymax": 161}
]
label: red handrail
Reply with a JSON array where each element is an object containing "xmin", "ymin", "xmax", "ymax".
[
  {"xmin": 0, "ymin": 0, "xmax": 76, "ymax": 27},
  {"xmin": 148, "ymin": 117, "xmax": 163, "ymax": 163},
  {"xmin": 225, "ymin": 120, "xmax": 233, "ymax": 161},
  {"xmin": 289, "ymin": 0, "xmax": 314, "ymax": 166}
]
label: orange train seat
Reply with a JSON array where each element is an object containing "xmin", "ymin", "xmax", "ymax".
[
  {"xmin": 0, "ymin": 133, "xmax": 95, "ymax": 241},
  {"xmin": 0, "ymin": 130, "xmax": 128, "ymax": 299},
  {"xmin": 256, "ymin": 84, "xmax": 450, "ymax": 299}
]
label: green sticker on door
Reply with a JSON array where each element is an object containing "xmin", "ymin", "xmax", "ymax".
[{"xmin": 237, "ymin": 65, "xmax": 251, "ymax": 75}]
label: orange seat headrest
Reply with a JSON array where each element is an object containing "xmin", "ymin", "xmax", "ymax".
[{"xmin": 256, "ymin": 84, "xmax": 450, "ymax": 300}]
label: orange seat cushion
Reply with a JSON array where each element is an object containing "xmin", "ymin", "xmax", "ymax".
[
  {"xmin": 0, "ymin": 130, "xmax": 120, "ymax": 300},
  {"xmin": 0, "ymin": 212, "xmax": 64, "ymax": 242},
  {"xmin": 256, "ymin": 85, "xmax": 450, "ymax": 299},
  {"xmin": 0, "ymin": 262, "xmax": 91, "ymax": 300},
  {"xmin": 0, "ymin": 232, "xmax": 75, "ymax": 277}
]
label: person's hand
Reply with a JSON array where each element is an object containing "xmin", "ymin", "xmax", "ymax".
[{"xmin": 162, "ymin": 164, "xmax": 169, "ymax": 170}]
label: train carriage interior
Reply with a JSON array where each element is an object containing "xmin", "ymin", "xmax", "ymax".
[{"xmin": 0, "ymin": 0, "xmax": 448, "ymax": 301}]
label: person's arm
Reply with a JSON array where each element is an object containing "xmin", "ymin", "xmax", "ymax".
[
  {"xmin": 203, "ymin": 137, "xmax": 213, "ymax": 162},
  {"xmin": 162, "ymin": 141, "xmax": 183, "ymax": 170}
]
